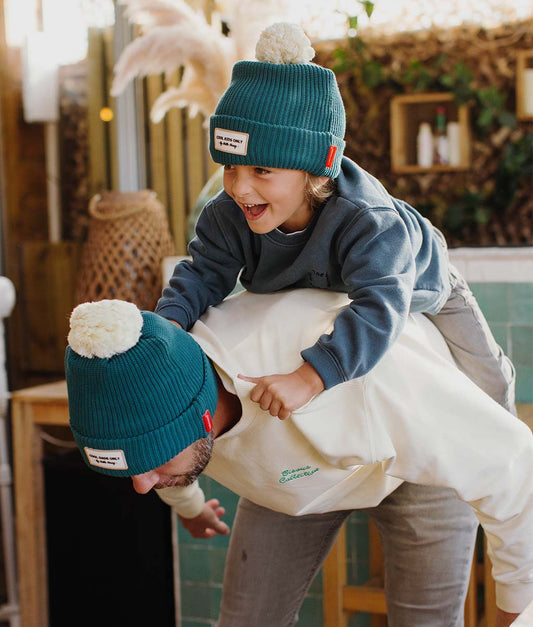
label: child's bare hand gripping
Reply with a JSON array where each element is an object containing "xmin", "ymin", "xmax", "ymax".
[{"xmin": 238, "ymin": 362, "xmax": 325, "ymax": 420}]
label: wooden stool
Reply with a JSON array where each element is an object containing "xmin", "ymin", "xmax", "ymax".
[{"xmin": 323, "ymin": 520, "xmax": 496, "ymax": 626}]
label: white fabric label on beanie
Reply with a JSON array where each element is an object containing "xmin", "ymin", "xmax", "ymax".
[
  {"xmin": 214, "ymin": 128, "xmax": 248, "ymax": 155},
  {"xmin": 85, "ymin": 447, "xmax": 128, "ymax": 470}
]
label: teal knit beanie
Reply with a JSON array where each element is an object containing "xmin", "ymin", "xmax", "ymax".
[
  {"xmin": 209, "ymin": 22, "xmax": 346, "ymax": 178},
  {"xmin": 65, "ymin": 300, "xmax": 218, "ymax": 477}
]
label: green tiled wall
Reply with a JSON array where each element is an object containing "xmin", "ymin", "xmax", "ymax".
[
  {"xmin": 470, "ymin": 282, "xmax": 533, "ymax": 403},
  {"xmin": 177, "ymin": 281, "xmax": 533, "ymax": 626}
]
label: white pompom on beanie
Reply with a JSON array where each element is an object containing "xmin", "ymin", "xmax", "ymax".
[
  {"xmin": 255, "ymin": 22, "xmax": 315, "ymax": 65},
  {"xmin": 65, "ymin": 300, "xmax": 218, "ymax": 477},
  {"xmin": 68, "ymin": 300, "xmax": 143, "ymax": 358}
]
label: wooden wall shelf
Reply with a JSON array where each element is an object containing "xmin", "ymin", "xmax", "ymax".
[
  {"xmin": 390, "ymin": 92, "xmax": 471, "ymax": 174},
  {"xmin": 516, "ymin": 50, "xmax": 533, "ymax": 121}
]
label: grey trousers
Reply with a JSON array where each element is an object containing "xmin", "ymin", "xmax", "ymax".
[
  {"xmin": 427, "ymin": 265, "xmax": 516, "ymax": 415},
  {"xmin": 217, "ymin": 482, "xmax": 478, "ymax": 627}
]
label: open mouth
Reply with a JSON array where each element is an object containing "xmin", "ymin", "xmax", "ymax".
[{"xmin": 242, "ymin": 203, "xmax": 268, "ymax": 220}]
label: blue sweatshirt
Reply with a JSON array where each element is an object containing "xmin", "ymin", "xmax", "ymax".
[{"xmin": 155, "ymin": 157, "xmax": 451, "ymax": 389}]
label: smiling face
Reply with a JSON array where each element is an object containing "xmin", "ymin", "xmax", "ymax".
[
  {"xmin": 131, "ymin": 432, "xmax": 214, "ymax": 494},
  {"xmin": 223, "ymin": 164, "xmax": 316, "ymax": 234}
]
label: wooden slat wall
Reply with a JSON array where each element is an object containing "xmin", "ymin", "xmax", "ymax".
[
  {"xmin": 87, "ymin": 27, "xmax": 113, "ymax": 196},
  {"xmin": 165, "ymin": 71, "xmax": 188, "ymax": 253},
  {"xmin": 104, "ymin": 27, "xmax": 120, "ymax": 191},
  {"xmin": 142, "ymin": 74, "xmax": 213, "ymax": 255},
  {"xmin": 87, "ymin": 29, "xmax": 215, "ymax": 257},
  {"xmin": 145, "ymin": 75, "xmax": 168, "ymax": 204}
]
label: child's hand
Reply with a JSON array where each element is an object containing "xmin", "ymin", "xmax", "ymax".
[
  {"xmin": 178, "ymin": 499, "xmax": 230, "ymax": 539},
  {"xmin": 238, "ymin": 363, "xmax": 324, "ymax": 420}
]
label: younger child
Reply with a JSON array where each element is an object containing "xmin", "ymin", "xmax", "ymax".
[{"xmin": 155, "ymin": 22, "xmax": 515, "ymax": 419}]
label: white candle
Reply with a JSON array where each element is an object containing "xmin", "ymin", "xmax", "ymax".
[
  {"xmin": 447, "ymin": 122, "xmax": 461, "ymax": 166},
  {"xmin": 524, "ymin": 68, "xmax": 533, "ymax": 116}
]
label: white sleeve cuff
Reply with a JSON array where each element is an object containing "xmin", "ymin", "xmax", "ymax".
[
  {"xmin": 496, "ymin": 581, "xmax": 533, "ymax": 614},
  {"xmin": 155, "ymin": 482, "xmax": 206, "ymax": 518}
]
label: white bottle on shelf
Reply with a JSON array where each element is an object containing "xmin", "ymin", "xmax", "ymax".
[
  {"xmin": 447, "ymin": 121, "xmax": 461, "ymax": 166},
  {"xmin": 417, "ymin": 122, "xmax": 434, "ymax": 168},
  {"xmin": 524, "ymin": 68, "xmax": 533, "ymax": 116}
]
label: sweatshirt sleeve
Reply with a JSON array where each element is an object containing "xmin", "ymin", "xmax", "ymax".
[
  {"xmin": 426, "ymin": 428, "xmax": 533, "ymax": 613},
  {"xmin": 155, "ymin": 199, "xmax": 244, "ymax": 329},
  {"xmin": 474, "ymin": 446, "xmax": 533, "ymax": 613},
  {"xmin": 302, "ymin": 208, "xmax": 417, "ymax": 389},
  {"xmin": 155, "ymin": 482, "xmax": 206, "ymax": 519},
  {"xmin": 374, "ymin": 357, "xmax": 533, "ymax": 613}
]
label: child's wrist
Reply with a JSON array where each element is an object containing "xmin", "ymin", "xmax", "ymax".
[{"xmin": 298, "ymin": 362, "xmax": 325, "ymax": 395}]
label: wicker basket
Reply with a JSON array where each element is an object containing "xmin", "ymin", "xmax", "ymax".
[{"xmin": 75, "ymin": 190, "xmax": 175, "ymax": 310}]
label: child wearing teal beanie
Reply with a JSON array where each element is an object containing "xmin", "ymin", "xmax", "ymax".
[{"xmin": 156, "ymin": 22, "xmax": 515, "ymax": 420}]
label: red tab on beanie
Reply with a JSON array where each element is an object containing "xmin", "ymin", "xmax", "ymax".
[
  {"xmin": 202, "ymin": 410, "xmax": 213, "ymax": 432},
  {"xmin": 326, "ymin": 145, "xmax": 337, "ymax": 168}
]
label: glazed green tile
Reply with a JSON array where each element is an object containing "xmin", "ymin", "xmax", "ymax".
[
  {"xmin": 487, "ymin": 323, "xmax": 509, "ymax": 351},
  {"xmin": 205, "ymin": 479, "xmax": 240, "ymax": 517},
  {"xmin": 209, "ymin": 546, "xmax": 228, "ymax": 582},
  {"xmin": 178, "ymin": 526, "xmax": 202, "ymax": 546},
  {"xmin": 297, "ymin": 595, "xmax": 323, "ymax": 626},
  {"xmin": 181, "ymin": 620, "xmax": 214, "ymax": 627},
  {"xmin": 216, "ymin": 488, "xmax": 240, "ymax": 519},
  {"xmin": 345, "ymin": 525, "xmax": 356, "ymax": 559},
  {"xmin": 347, "ymin": 537, "xmax": 370, "ymax": 586},
  {"xmin": 511, "ymin": 326, "xmax": 533, "ymax": 366},
  {"xmin": 354, "ymin": 527, "xmax": 370, "ymax": 562},
  {"xmin": 180, "ymin": 545, "xmax": 211, "ymax": 582},
  {"xmin": 348, "ymin": 611, "xmax": 371, "ymax": 626},
  {"xmin": 181, "ymin": 582, "xmax": 221, "ymax": 620},
  {"xmin": 199, "ymin": 475, "xmax": 211, "ymax": 491},
  {"xmin": 308, "ymin": 569, "xmax": 323, "ymax": 594},
  {"xmin": 348, "ymin": 510, "xmax": 370, "ymax": 525},
  {"xmin": 344, "ymin": 516, "xmax": 370, "ymax": 584},
  {"xmin": 180, "ymin": 583, "xmax": 212, "ymax": 620},
  {"xmin": 345, "ymin": 556, "xmax": 356, "ymax": 583},
  {"xmin": 509, "ymin": 284, "xmax": 533, "ymax": 324},
  {"xmin": 345, "ymin": 518, "xmax": 370, "ymax": 564},
  {"xmin": 349, "ymin": 561, "xmax": 370, "ymax": 587},
  {"xmin": 515, "ymin": 367, "xmax": 533, "ymax": 403},
  {"xmin": 346, "ymin": 517, "xmax": 369, "ymax": 547},
  {"xmin": 470, "ymin": 283, "xmax": 510, "ymax": 323},
  {"xmin": 211, "ymin": 585, "xmax": 223, "ymax": 616},
  {"xmin": 209, "ymin": 530, "xmax": 232, "ymax": 549}
]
